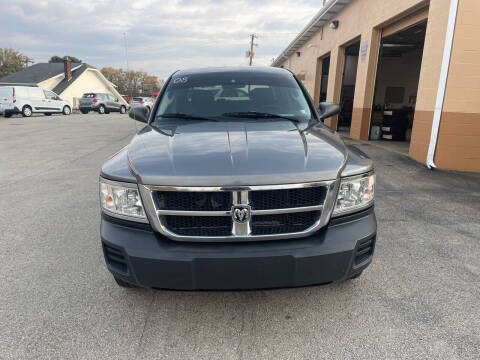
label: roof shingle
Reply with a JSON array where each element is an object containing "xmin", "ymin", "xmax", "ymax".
[{"xmin": 0, "ymin": 62, "xmax": 82, "ymax": 84}]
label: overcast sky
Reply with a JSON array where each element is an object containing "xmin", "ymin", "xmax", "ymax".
[{"xmin": 0, "ymin": 0, "xmax": 321, "ymax": 79}]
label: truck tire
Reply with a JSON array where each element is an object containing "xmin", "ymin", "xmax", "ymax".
[
  {"xmin": 113, "ymin": 276, "xmax": 137, "ymax": 288},
  {"xmin": 22, "ymin": 105, "xmax": 32, "ymax": 117},
  {"xmin": 348, "ymin": 271, "xmax": 363, "ymax": 280},
  {"xmin": 62, "ymin": 106, "xmax": 71, "ymax": 115},
  {"xmin": 4, "ymin": 113, "xmax": 12, "ymax": 118},
  {"xmin": 81, "ymin": 110, "xmax": 88, "ymax": 114}
]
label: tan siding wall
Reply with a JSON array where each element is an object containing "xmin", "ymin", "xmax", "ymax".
[
  {"xmin": 409, "ymin": 0, "xmax": 451, "ymax": 164},
  {"xmin": 433, "ymin": 0, "xmax": 480, "ymax": 171},
  {"xmin": 60, "ymin": 70, "xmax": 111, "ymax": 107},
  {"xmin": 38, "ymin": 75, "xmax": 64, "ymax": 91},
  {"xmin": 278, "ymin": 0, "xmax": 433, "ymax": 140},
  {"xmin": 276, "ymin": 0, "xmax": 480, "ymax": 172}
]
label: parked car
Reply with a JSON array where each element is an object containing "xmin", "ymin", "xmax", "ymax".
[
  {"xmin": 79, "ymin": 93, "xmax": 127, "ymax": 114},
  {"xmin": 130, "ymin": 96, "xmax": 154, "ymax": 111},
  {"xmin": 100, "ymin": 67, "xmax": 376, "ymax": 290},
  {"xmin": 0, "ymin": 86, "xmax": 71, "ymax": 117}
]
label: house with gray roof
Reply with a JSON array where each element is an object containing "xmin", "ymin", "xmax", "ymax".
[{"xmin": 0, "ymin": 59, "xmax": 127, "ymax": 108}]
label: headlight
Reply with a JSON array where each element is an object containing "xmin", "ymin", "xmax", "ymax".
[
  {"xmin": 332, "ymin": 172, "xmax": 375, "ymax": 216},
  {"xmin": 99, "ymin": 179, "xmax": 147, "ymax": 222}
]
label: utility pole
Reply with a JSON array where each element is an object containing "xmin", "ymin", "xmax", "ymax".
[
  {"xmin": 123, "ymin": 32, "xmax": 130, "ymax": 73},
  {"xmin": 123, "ymin": 32, "xmax": 133, "ymax": 96},
  {"xmin": 248, "ymin": 34, "xmax": 258, "ymax": 66}
]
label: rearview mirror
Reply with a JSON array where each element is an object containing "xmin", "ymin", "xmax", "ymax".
[
  {"xmin": 318, "ymin": 102, "xmax": 340, "ymax": 121},
  {"xmin": 129, "ymin": 106, "xmax": 149, "ymax": 123}
]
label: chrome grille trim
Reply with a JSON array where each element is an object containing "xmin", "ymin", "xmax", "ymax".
[
  {"xmin": 139, "ymin": 180, "xmax": 338, "ymax": 242},
  {"xmin": 156, "ymin": 210, "xmax": 231, "ymax": 216},
  {"xmin": 155, "ymin": 205, "xmax": 323, "ymax": 216}
]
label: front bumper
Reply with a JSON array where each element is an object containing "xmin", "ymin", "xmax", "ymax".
[{"xmin": 101, "ymin": 208, "xmax": 376, "ymax": 290}]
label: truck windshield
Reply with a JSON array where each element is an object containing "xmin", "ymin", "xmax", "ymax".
[{"xmin": 153, "ymin": 71, "xmax": 312, "ymax": 123}]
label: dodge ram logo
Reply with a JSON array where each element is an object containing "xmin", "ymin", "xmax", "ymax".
[{"xmin": 232, "ymin": 205, "xmax": 251, "ymax": 223}]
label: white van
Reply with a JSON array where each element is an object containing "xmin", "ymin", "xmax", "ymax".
[{"xmin": 0, "ymin": 86, "xmax": 72, "ymax": 117}]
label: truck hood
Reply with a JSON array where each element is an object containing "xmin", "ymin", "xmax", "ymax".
[{"xmin": 127, "ymin": 120, "xmax": 347, "ymax": 186}]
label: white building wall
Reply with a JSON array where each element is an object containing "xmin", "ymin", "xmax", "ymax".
[{"xmin": 59, "ymin": 69, "xmax": 127, "ymax": 108}]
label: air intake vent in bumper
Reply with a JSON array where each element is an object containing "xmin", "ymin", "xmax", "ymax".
[
  {"xmin": 354, "ymin": 237, "xmax": 375, "ymax": 266},
  {"xmin": 103, "ymin": 243, "xmax": 128, "ymax": 274}
]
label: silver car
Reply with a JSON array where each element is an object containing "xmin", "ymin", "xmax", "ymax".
[{"xmin": 130, "ymin": 96, "xmax": 154, "ymax": 111}]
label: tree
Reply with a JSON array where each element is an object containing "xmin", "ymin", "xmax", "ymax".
[
  {"xmin": 143, "ymin": 75, "xmax": 161, "ymax": 93},
  {"xmin": 49, "ymin": 55, "xmax": 82, "ymax": 63},
  {"xmin": 0, "ymin": 48, "xmax": 34, "ymax": 78},
  {"xmin": 100, "ymin": 67, "xmax": 162, "ymax": 95}
]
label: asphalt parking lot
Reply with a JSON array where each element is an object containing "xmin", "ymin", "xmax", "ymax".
[{"xmin": 1, "ymin": 113, "xmax": 479, "ymax": 359}]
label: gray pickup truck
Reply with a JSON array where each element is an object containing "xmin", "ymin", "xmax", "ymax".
[{"xmin": 99, "ymin": 67, "xmax": 376, "ymax": 290}]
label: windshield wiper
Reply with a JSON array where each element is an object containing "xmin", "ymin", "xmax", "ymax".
[
  {"xmin": 221, "ymin": 111, "xmax": 302, "ymax": 122},
  {"xmin": 157, "ymin": 113, "xmax": 218, "ymax": 121}
]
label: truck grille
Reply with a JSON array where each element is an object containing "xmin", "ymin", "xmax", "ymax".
[
  {"xmin": 251, "ymin": 211, "xmax": 320, "ymax": 235},
  {"xmin": 144, "ymin": 181, "xmax": 335, "ymax": 242},
  {"xmin": 164, "ymin": 215, "xmax": 232, "ymax": 237},
  {"xmin": 250, "ymin": 187, "xmax": 326, "ymax": 210},
  {"xmin": 157, "ymin": 191, "xmax": 231, "ymax": 211}
]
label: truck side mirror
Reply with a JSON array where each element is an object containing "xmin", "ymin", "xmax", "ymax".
[
  {"xmin": 129, "ymin": 106, "xmax": 149, "ymax": 123},
  {"xmin": 318, "ymin": 102, "xmax": 340, "ymax": 121}
]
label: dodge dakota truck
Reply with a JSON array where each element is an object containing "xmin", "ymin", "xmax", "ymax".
[{"xmin": 99, "ymin": 66, "xmax": 376, "ymax": 290}]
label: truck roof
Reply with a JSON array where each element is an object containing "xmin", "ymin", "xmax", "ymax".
[{"xmin": 173, "ymin": 66, "xmax": 291, "ymax": 77}]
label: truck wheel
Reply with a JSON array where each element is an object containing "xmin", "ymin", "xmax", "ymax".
[
  {"xmin": 120, "ymin": 105, "xmax": 126, "ymax": 114},
  {"xmin": 113, "ymin": 276, "xmax": 137, "ymax": 288},
  {"xmin": 22, "ymin": 105, "xmax": 32, "ymax": 117},
  {"xmin": 98, "ymin": 105, "xmax": 105, "ymax": 114},
  {"xmin": 62, "ymin": 106, "xmax": 71, "ymax": 115}
]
